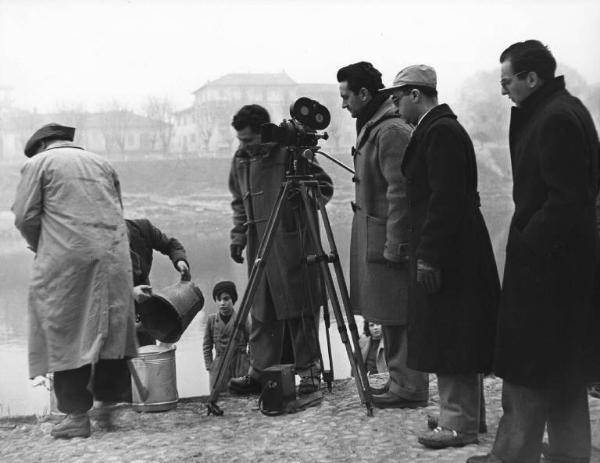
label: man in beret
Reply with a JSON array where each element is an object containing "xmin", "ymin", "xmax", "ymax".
[
  {"xmin": 382, "ymin": 65, "xmax": 500, "ymax": 448},
  {"xmin": 337, "ymin": 61, "xmax": 429, "ymax": 409},
  {"xmin": 12, "ymin": 123, "xmax": 137, "ymax": 438}
]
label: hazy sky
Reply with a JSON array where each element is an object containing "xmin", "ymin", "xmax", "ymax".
[{"xmin": 1, "ymin": 0, "xmax": 599, "ymax": 112}]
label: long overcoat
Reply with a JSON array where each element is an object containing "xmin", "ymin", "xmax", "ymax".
[
  {"xmin": 350, "ymin": 98, "xmax": 412, "ymax": 325},
  {"xmin": 12, "ymin": 141, "xmax": 137, "ymax": 378},
  {"xmin": 494, "ymin": 76, "xmax": 600, "ymax": 387},
  {"xmin": 203, "ymin": 311, "xmax": 250, "ymax": 391},
  {"xmin": 229, "ymin": 143, "xmax": 333, "ymax": 322},
  {"xmin": 401, "ymin": 104, "xmax": 500, "ymax": 374}
]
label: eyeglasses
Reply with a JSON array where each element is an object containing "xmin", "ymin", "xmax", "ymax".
[
  {"xmin": 391, "ymin": 91, "xmax": 410, "ymax": 105},
  {"xmin": 500, "ymin": 71, "xmax": 528, "ymax": 89}
]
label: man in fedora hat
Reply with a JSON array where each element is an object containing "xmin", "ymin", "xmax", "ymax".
[
  {"xmin": 337, "ymin": 61, "xmax": 429, "ymax": 409},
  {"xmin": 12, "ymin": 123, "xmax": 137, "ymax": 438},
  {"xmin": 380, "ymin": 65, "xmax": 500, "ymax": 449}
]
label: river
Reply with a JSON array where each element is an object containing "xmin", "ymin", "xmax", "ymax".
[{"xmin": 0, "ymin": 155, "xmax": 513, "ymax": 416}]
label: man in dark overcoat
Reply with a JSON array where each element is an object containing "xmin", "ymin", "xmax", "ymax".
[
  {"xmin": 469, "ymin": 40, "xmax": 600, "ymax": 463},
  {"xmin": 337, "ymin": 61, "xmax": 429, "ymax": 408},
  {"xmin": 227, "ymin": 104, "xmax": 333, "ymax": 395},
  {"xmin": 383, "ymin": 65, "xmax": 500, "ymax": 449}
]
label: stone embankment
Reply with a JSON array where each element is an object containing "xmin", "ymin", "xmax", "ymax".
[{"xmin": 1, "ymin": 375, "xmax": 599, "ymax": 463}]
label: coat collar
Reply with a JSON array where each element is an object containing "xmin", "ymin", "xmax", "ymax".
[
  {"xmin": 518, "ymin": 75, "xmax": 566, "ymax": 113},
  {"xmin": 234, "ymin": 142, "xmax": 279, "ymax": 159},
  {"xmin": 43, "ymin": 140, "xmax": 83, "ymax": 152},
  {"xmin": 356, "ymin": 98, "xmax": 398, "ymax": 148},
  {"xmin": 411, "ymin": 103, "xmax": 457, "ymax": 142}
]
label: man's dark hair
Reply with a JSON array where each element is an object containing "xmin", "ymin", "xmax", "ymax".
[
  {"xmin": 499, "ymin": 40, "xmax": 556, "ymax": 81},
  {"xmin": 231, "ymin": 104, "xmax": 271, "ymax": 133},
  {"xmin": 400, "ymin": 85, "xmax": 438, "ymax": 99},
  {"xmin": 337, "ymin": 61, "xmax": 384, "ymax": 96}
]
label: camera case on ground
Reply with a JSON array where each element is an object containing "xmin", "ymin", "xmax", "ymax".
[{"xmin": 259, "ymin": 364, "xmax": 296, "ymax": 413}]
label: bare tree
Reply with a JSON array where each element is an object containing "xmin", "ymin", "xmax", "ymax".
[
  {"xmin": 142, "ymin": 96, "xmax": 174, "ymax": 155},
  {"xmin": 99, "ymin": 101, "xmax": 132, "ymax": 154},
  {"xmin": 195, "ymin": 103, "xmax": 217, "ymax": 154}
]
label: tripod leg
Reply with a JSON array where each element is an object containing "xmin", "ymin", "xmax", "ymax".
[
  {"xmin": 206, "ymin": 181, "xmax": 293, "ymax": 415},
  {"xmin": 298, "ymin": 183, "xmax": 373, "ymax": 416},
  {"xmin": 292, "ymin": 207, "xmax": 333, "ymax": 392},
  {"xmin": 312, "ymin": 186, "xmax": 373, "ymax": 410}
]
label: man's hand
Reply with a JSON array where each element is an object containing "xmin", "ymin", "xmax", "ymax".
[
  {"xmin": 133, "ymin": 285, "xmax": 153, "ymax": 303},
  {"xmin": 417, "ymin": 259, "xmax": 441, "ymax": 294},
  {"xmin": 230, "ymin": 244, "xmax": 245, "ymax": 264},
  {"xmin": 176, "ymin": 260, "xmax": 191, "ymax": 281}
]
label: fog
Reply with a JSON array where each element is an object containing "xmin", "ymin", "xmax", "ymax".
[
  {"xmin": 1, "ymin": 0, "xmax": 599, "ymax": 112},
  {"xmin": 0, "ymin": 0, "xmax": 598, "ymax": 416}
]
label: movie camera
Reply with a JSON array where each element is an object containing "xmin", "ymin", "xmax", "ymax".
[
  {"xmin": 260, "ymin": 97, "xmax": 330, "ymax": 148},
  {"xmin": 261, "ymin": 97, "xmax": 354, "ymax": 175}
]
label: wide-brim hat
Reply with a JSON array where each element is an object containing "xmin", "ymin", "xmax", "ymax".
[
  {"xmin": 380, "ymin": 64, "xmax": 437, "ymax": 93},
  {"xmin": 24, "ymin": 123, "xmax": 75, "ymax": 157}
]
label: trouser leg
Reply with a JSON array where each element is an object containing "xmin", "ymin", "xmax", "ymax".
[
  {"xmin": 437, "ymin": 373, "xmax": 480, "ymax": 436},
  {"xmin": 479, "ymin": 374, "xmax": 486, "ymax": 427},
  {"xmin": 94, "ymin": 359, "xmax": 132, "ymax": 403},
  {"xmin": 53, "ymin": 365, "xmax": 94, "ymax": 414},
  {"xmin": 248, "ymin": 314, "xmax": 284, "ymax": 378},
  {"xmin": 382, "ymin": 324, "xmax": 429, "ymax": 401},
  {"xmin": 492, "ymin": 380, "xmax": 546, "ymax": 463},
  {"xmin": 288, "ymin": 314, "xmax": 320, "ymax": 373},
  {"xmin": 545, "ymin": 381, "xmax": 591, "ymax": 463}
]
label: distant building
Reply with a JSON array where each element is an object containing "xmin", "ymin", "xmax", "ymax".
[
  {"xmin": 0, "ymin": 109, "xmax": 171, "ymax": 161},
  {"xmin": 173, "ymin": 72, "xmax": 354, "ymax": 158}
]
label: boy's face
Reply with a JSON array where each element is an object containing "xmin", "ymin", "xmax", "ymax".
[
  {"xmin": 216, "ymin": 292, "xmax": 234, "ymax": 316},
  {"xmin": 369, "ymin": 322, "xmax": 383, "ymax": 340}
]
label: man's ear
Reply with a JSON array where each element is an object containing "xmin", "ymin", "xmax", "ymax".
[
  {"xmin": 411, "ymin": 89, "xmax": 422, "ymax": 103},
  {"xmin": 526, "ymin": 71, "xmax": 542, "ymax": 89},
  {"xmin": 358, "ymin": 87, "xmax": 372, "ymax": 101}
]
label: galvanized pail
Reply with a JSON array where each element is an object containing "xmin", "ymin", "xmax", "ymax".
[
  {"xmin": 129, "ymin": 344, "xmax": 178, "ymax": 412},
  {"xmin": 137, "ymin": 280, "xmax": 204, "ymax": 343}
]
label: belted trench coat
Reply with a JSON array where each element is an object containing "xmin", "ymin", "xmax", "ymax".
[
  {"xmin": 401, "ymin": 104, "xmax": 500, "ymax": 374},
  {"xmin": 12, "ymin": 141, "xmax": 137, "ymax": 378}
]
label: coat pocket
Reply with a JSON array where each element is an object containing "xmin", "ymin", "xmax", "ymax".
[{"xmin": 366, "ymin": 215, "xmax": 387, "ymax": 263}]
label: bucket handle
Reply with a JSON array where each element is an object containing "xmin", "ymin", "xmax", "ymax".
[{"xmin": 127, "ymin": 359, "xmax": 149, "ymax": 402}]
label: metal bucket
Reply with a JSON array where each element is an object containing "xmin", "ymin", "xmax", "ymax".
[
  {"xmin": 130, "ymin": 344, "xmax": 178, "ymax": 412},
  {"xmin": 137, "ymin": 280, "xmax": 204, "ymax": 343}
]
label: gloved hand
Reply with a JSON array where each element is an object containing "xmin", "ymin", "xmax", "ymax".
[
  {"xmin": 230, "ymin": 244, "xmax": 245, "ymax": 264},
  {"xmin": 133, "ymin": 285, "xmax": 153, "ymax": 303},
  {"xmin": 176, "ymin": 260, "xmax": 191, "ymax": 281},
  {"xmin": 417, "ymin": 259, "xmax": 441, "ymax": 294}
]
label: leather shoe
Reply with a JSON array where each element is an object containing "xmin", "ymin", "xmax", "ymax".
[
  {"xmin": 427, "ymin": 414, "xmax": 487, "ymax": 434},
  {"xmin": 369, "ymin": 381, "xmax": 390, "ymax": 395},
  {"xmin": 466, "ymin": 454, "xmax": 504, "ymax": 463},
  {"xmin": 228, "ymin": 375, "xmax": 261, "ymax": 394},
  {"xmin": 371, "ymin": 391, "xmax": 428, "ymax": 409},
  {"xmin": 51, "ymin": 412, "xmax": 91, "ymax": 439},
  {"xmin": 418, "ymin": 427, "xmax": 478, "ymax": 449},
  {"xmin": 298, "ymin": 375, "xmax": 320, "ymax": 395},
  {"xmin": 93, "ymin": 401, "xmax": 117, "ymax": 431}
]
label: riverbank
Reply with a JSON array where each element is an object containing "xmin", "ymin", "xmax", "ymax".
[{"xmin": 1, "ymin": 375, "xmax": 599, "ymax": 463}]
